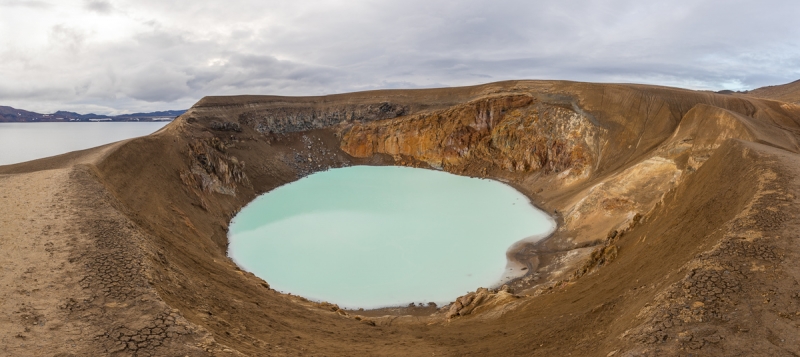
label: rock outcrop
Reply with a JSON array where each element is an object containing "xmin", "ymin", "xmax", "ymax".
[
  {"xmin": 340, "ymin": 94, "xmax": 603, "ymax": 183},
  {"xmin": 237, "ymin": 102, "xmax": 408, "ymax": 134},
  {"xmin": 445, "ymin": 286, "xmax": 521, "ymax": 320},
  {"xmin": 182, "ymin": 137, "xmax": 249, "ymax": 198}
]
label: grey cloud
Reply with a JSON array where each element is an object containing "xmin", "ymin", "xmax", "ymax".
[
  {"xmin": 1, "ymin": 0, "xmax": 51, "ymax": 8},
  {"xmin": 74, "ymin": 81, "xmax": 91, "ymax": 96},
  {"xmin": 49, "ymin": 24, "xmax": 87, "ymax": 54},
  {"xmin": 122, "ymin": 64, "xmax": 191, "ymax": 102},
  {"xmin": 1, "ymin": 0, "xmax": 799, "ymax": 114},
  {"xmin": 84, "ymin": 0, "xmax": 113, "ymax": 14},
  {"xmin": 186, "ymin": 70, "xmax": 224, "ymax": 91},
  {"xmin": 0, "ymin": 84, "xmax": 71, "ymax": 101},
  {"xmin": 133, "ymin": 29, "xmax": 190, "ymax": 50}
]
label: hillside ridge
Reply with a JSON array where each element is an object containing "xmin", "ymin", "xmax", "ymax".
[{"xmin": 745, "ymin": 78, "xmax": 800, "ymax": 104}]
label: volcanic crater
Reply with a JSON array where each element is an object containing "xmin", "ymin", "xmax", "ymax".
[{"xmin": 2, "ymin": 80, "xmax": 800, "ymax": 356}]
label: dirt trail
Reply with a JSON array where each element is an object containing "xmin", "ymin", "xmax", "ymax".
[
  {"xmin": 0, "ymin": 164, "xmax": 232, "ymax": 356},
  {"xmin": 0, "ymin": 168, "xmax": 92, "ymax": 354}
]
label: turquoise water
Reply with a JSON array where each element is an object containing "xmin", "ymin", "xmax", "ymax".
[{"xmin": 228, "ymin": 166, "xmax": 554, "ymax": 309}]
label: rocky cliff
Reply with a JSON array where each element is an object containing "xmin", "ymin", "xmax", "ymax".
[{"xmin": 339, "ymin": 94, "xmax": 603, "ymax": 184}]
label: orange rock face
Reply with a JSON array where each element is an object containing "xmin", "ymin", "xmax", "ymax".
[{"xmin": 340, "ymin": 94, "xmax": 603, "ymax": 179}]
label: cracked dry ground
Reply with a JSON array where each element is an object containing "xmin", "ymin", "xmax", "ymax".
[
  {"xmin": 621, "ymin": 142, "xmax": 800, "ymax": 356},
  {"xmin": 0, "ymin": 166, "xmax": 234, "ymax": 356}
]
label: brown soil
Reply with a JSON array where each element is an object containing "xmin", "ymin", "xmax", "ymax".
[
  {"xmin": 745, "ymin": 79, "xmax": 800, "ymax": 105},
  {"xmin": 2, "ymin": 80, "xmax": 800, "ymax": 356}
]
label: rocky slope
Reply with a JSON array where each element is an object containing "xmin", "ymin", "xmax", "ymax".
[
  {"xmin": 746, "ymin": 79, "xmax": 800, "ymax": 104},
  {"xmin": 2, "ymin": 80, "xmax": 800, "ymax": 356}
]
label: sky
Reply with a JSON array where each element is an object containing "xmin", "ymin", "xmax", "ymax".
[{"xmin": 1, "ymin": 0, "xmax": 799, "ymax": 115}]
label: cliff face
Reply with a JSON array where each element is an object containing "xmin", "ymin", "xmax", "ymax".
[
  {"xmin": 182, "ymin": 137, "xmax": 249, "ymax": 202},
  {"xmin": 340, "ymin": 94, "xmax": 603, "ymax": 184},
  {"xmin": 237, "ymin": 102, "xmax": 408, "ymax": 134},
  {"xmin": 186, "ymin": 84, "xmax": 523, "ymax": 134}
]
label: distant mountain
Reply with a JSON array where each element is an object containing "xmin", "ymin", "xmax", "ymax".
[
  {"xmin": 0, "ymin": 106, "xmax": 42, "ymax": 122},
  {"xmin": 744, "ymin": 79, "xmax": 800, "ymax": 104},
  {"xmin": 0, "ymin": 106, "xmax": 187, "ymax": 123},
  {"xmin": 114, "ymin": 110, "xmax": 187, "ymax": 119}
]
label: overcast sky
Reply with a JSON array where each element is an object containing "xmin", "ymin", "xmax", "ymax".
[{"xmin": 1, "ymin": 0, "xmax": 799, "ymax": 114}]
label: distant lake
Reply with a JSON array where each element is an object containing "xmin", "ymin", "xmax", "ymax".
[{"xmin": 0, "ymin": 122, "xmax": 169, "ymax": 166}]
